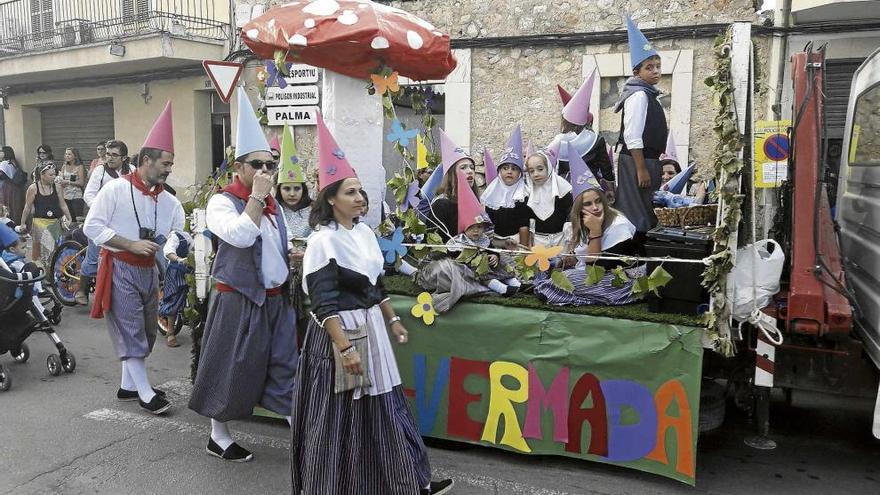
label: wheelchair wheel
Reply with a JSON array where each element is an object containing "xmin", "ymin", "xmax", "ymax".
[
  {"xmin": 49, "ymin": 240, "xmax": 85, "ymax": 307},
  {"xmin": 12, "ymin": 343, "xmax": 29, "ymax": 363}
]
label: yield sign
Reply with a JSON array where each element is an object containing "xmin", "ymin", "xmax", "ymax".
[{"xmin": 202, "ymin": 60, "xmax": 243, "ymax": 103}]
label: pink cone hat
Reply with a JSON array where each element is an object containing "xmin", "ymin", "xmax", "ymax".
[
  {"xmin": 562, "ymin": 69, "xmax": 596, "ymax": 126},
  {"xmin": 456, "ymin": 168, "xmax": 485, "ymax": 234},
  {"xmin": 316, "ymin": 112, "xmax": 358, "ymax": 191},
  {"xmin": 142, "ymin": 101, "xmax": 174, "ymax": 154},
  {"xmin": 439, "ymin": 128, "xmax": 472, "ymax": 173},
  {"xmin": 526, "ymin": 140, "xmax": 535, "ymax": 158},
  {"xmin": 659, "ymin": 132, "xmax": 678, "ymax": 162},
  {"xmin": 483, "ymin": 148, "xmax": 497, "ymax": 184},
  {"xmin": 557, "ymin": 84, "xmax": 573, "ymax": 106},
  {"xmin": 268, "ymin": 135, "xmax": 280, "ymax": 151}
]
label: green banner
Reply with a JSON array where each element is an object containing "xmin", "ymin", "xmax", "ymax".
[{"xmin": 391, "ymin": 297, "xmax": 704, "ymax": 485}]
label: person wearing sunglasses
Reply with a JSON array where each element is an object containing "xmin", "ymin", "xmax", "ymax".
[{"xmin": 189, "ymin": 91, "xmax": 298, "ymax": 463}]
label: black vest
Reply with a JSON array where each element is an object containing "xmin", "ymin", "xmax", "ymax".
[{"xmin": 617, "ymin": 92, "xmax": 668, "ymax": 160}]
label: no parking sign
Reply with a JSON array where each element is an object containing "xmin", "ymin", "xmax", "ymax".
[{"xmin": 754, "ymin": 120, "xmax": 791, "ymax": 188}]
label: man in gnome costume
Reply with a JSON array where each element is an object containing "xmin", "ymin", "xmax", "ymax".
[
  {"xmin": 188, "ymin": 90, "xmax": 298, "ymax": 462},
  {"xmin": 84, "ymin": 101, "xmax": 184, "ymax": 415},
  {"xmin": 613, "ymin": 15, "xmax": 669, "ymax": 242},
  {"xmin": 549, "ymin": 70, "xmax": 615, "ymax": 191}
]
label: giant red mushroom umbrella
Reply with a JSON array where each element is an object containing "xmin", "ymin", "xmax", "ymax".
[{"xmin": 241, "ymin": 0, "xmax": 457, "ymax": 81}]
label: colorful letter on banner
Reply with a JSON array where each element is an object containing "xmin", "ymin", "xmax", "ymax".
[
  {"xmin": 447, "ymin": 357, "xmax": 489, "ymax": 441},
  {"xmin": 481, "ymin": 361, "xmax": 531, "ymax": 452},
  {"xmin": 413, "ymin": 354, "xmax": 450, "ymax": 434},
  {"xmin": 647, "ymin": 379, "xmax": 695, "ymax": 477},
  {"xmin": 566, "ymin": 372, "xmax": 608, "ymax": 456},
  {"xmin": 601, "ymin": 380, "xmax": 658, "ymax": 462},
  {"xmin": 524, "ymin": 364, "xmax": 570, "ymax": 442}
]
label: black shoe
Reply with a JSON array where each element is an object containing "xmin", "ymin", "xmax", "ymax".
[
  {"xmin": 504, "ymin": 285, "xmax": 519, "ymax": 297},
  {"xmin": 138, "ymin": 394, "xmax": 171, "ymax": 415},
  {"xmin": 117, "ymin": 387, "xmax": 166, "ymax": 402},
  {"xmin": 206, "ymin": 438, "xmax": 254, "ymax": 462},
  {"xmin": 420, "ymin": 479, "xmax": 454, "ymax": 495}
]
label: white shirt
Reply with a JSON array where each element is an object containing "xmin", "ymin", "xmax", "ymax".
[
  {"xmin": 206, "ymin": 194, "xmax": 288, "ymax": 289},
  {"xmin": 622, "ymin": 91, "xmax": 649, "ymax": 150},
  {"xmin": 162, "ymin": 231, "xmax": 193, "ymax": 260},
  {"xmin": 83, "ymin": 165, "xmax": 134, "ymax": 206},
  {"xmin": 83, "ymin": 177, "xmax": 185, "ymax": 251}
]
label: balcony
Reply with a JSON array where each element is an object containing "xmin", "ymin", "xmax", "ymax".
[{"xmin": 0, "ymin": 0, "xmax": 230, "ymax": 90}]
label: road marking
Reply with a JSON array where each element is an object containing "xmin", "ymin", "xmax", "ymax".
[{"xmin": 84, "ymin": 379, "xmax": 576, "ymax": 495}]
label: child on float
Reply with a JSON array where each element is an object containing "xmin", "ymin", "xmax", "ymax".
[
  {"xmin": 524, "ymin": 145, "xmax": 573, "ymax": 247},
  {"xmin": 480, "ymin": 125, "xmax": 530, "ymax": 248},
  {"xmin": 550, "ymin": 70, "xmax": 616, "ymax": 193},
  {"xmin": 424, "ymin": 129, "xmax": 480, "ymax": 243},
  {"xmin": 614, "ymin": 16, "xmax": 669, "ymax": 241},
  {"xmin": 533, "ymin": 151, "xmax": 643, "ymax": 306},
  {"xmin": 446, "ymin": 173, "xmax": 520, "ymax": 296}
]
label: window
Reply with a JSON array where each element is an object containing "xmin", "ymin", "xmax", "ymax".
[
  {"xmin": 29, "ymin": 0, "xmax": 53, "ymax": 41},
  {"xmin": 848, "ymin": 82, "xmax": 880, "ymax": 167},
  {"xmin": 122, "ymin": 0, "xmax": 150, "ymax": 24}
]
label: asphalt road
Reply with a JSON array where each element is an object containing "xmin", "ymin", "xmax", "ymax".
[{"xmin": 2, "ymin": 305, "xmax": 880, "ymax": 495}]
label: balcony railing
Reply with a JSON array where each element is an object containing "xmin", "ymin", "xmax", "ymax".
[{"xmin": 0, "ymin": 0, "xmax": 229, "ymax": 58}]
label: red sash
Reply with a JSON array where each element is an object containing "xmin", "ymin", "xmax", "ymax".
[
  {"xmin": 90, "ymin": 250, "xmax": 155, "ymax": 319},
  {"xmin": 215, "ymin": 281, "xmax": 282, "ymax": 297}
]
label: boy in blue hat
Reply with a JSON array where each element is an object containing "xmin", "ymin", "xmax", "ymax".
[{"xmin": 614, "ymin": 15, "xmax": 669, "ymax": 244}]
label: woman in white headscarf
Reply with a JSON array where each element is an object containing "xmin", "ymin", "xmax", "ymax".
[{"xmin": 523, "ymin": 148, "xmax": 573, "ymax": 247}]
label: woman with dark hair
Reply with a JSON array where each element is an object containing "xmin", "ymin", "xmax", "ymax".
[
  {"xmin": 20, "ymin": 162, "xmax": 72, "ymax": 265},
  {"xmin": 32, "ymin": 144, "xmax": 53, "ymax": 183},
  {"xmin": 425, "ymin": 129, "xmax": 480, "ymax": 243},
  {"xmin": 276, "ymin": 180, "xmax": 312, "ymax": 240},
  {"xmin": 0, "ymin": 146, "xmax": 26, "ymax": 224},
  {"xmin": 57, "ymin": 147, "xmax": 88, "ymax": 219},
  {"xmin": 291, "ymin": 116, "xmax": 452, "ymax": 495}
]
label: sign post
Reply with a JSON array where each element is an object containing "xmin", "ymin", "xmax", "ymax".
[
  {"xmin": 264, "ymin": 63, "xmax": 321, "ymax": 127},
  {"xmin": 754, "ymin": 120, "xmax": 791, "ymax": 188},
  {"xmin": 202, "ymin": 60, "xmax": 243, "ymax": 103}
]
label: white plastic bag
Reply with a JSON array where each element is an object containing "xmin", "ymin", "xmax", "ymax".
[{"xmin": 732, "ymin": 239, "xmax": 785, "ymax": 320}]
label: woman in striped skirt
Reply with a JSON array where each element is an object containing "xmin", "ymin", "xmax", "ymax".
[
  {"xmin": 534, "ymin": 185, "xmax": 644, "ymax": 306},
  {"xmin": 291, "ymin": 116, "xmax": 453, "ymax": 495}
]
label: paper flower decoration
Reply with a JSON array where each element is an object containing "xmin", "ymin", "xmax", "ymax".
[
  {"xmin": 400, "ymin": 180, "xmax": 421, "ymax": 212},
  {"xmin": 255, "ymin": 65, "xmax": 268, "ymax": 85},
  {"xmin": 386, "ymin": 119, "xmax": 419, "ymax": 147},
  {"xmin": 416, "ymin": 133, "xmax": 429, "ymax": 169},
  {"xmin": 411, "ymin": 292, "xmax": 438, "ymax": 325},
  {"xmin": 265, "ymin": 60, "xmax": 289, "ymax": 88},
  {"xmin": 378, "ymin": 227, "xmax": 407, "ymax": 263},
  {"xmin": 371, "ymin": 71, "xmax": 400, "ymax": 95},
  {"xmin": 524, "ymin": 244, "xmax": 563, "ymax": 272}
]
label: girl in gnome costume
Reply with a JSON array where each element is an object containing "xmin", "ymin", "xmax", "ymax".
[
  {"xmin": 275, "ymin": 124, "xmax": 313, "ymax": 241},
  {"xmin": 84, "ymin": 101, "xmax": 185, "ymax": 415},
  {"xmin": 550, "ymin": 70, "xmax": 615, "ymax": 190},
  {"xmin": 523, "ymin": 145, "xmax": 574, "ymax": 247},
  {"xmin": 447, "ymin": 169, "xmax": 521, "ymax": 297},
  {"xmin": 188, "ymin": 90, "xmax": 298, "ymax": 462},
  {"xmin": 614, "ymin": 15, "xmax": 669, "ymax": 241},
  {"xmin": 534, "ymin": 147, "xmax": 642, "ymax": 306},
  {"xmin": 421, "ymin": 129, "xmax": 481, "ymax": 243},
  {"xmin": 481, "ymin": 125, "xmax": 530, "ymax": 248},
  {"xmin": 291, "ymin": 112, "xmax": 453, "ymax": 495}
]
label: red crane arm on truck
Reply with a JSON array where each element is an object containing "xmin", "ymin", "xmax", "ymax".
[{"xmin": 786, "ymin": 51, "xmax": 852, "ymax": 337}]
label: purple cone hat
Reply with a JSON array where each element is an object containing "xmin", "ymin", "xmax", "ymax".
[
  {"xmin": 567, "ymin": 142, "xmax": 602, "ymax": 197},
  {"xmin": 439, "ymin": 128, "xmax": 472, "ymax": 173},
  {"xmin": 497, "ymin": 125, "xmax": 524, "ymax": 171}
]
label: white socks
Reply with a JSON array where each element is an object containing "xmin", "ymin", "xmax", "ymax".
[
  {"xmin": 120, "ymin": 361, "xmax": 135, "ymax": 390},
  {"xmin": 487, "ymin": 279, "xmax": 507, "ymax": 294},
  {"xmin": 398, "ymin": 259, "xmax": 418, "ymax": 276},
  {"xmin": 124, "ymin": 358, "xmax": 155, "ymax": 403},
  {"xmin": 211, "ymin": 419, "xmax": 234, "ymax": 450},
  {"xmin": 504, "ymin": 277, "xmax": 522, "ymax": 287}
]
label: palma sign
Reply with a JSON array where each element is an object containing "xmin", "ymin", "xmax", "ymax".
[{"xmin": 267, "ymin": 106, "xmax": 318, "ymax": 126}]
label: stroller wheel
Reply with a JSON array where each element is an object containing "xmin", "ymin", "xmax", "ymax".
[
  {"xmin": 0, "ymin": 364, "xmax": 11, "ymax": 391},
  {"xmin": 47, "ymin": 354, "xmax": 62, "ymax": 377},
  {"xmin": 13, "ymin": 344, "xmax": 30, "ymax": 363},
  {"xmin": 61, "ymin": 352, "xmax": 76, "ymax": 373}
]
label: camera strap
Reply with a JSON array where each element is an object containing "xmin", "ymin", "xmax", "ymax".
[{"xmin": 130, "ymin": 180, "xmax": 158, "ymax": 233}]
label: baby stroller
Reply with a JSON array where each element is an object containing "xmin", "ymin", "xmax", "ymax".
[{"xmin": 0, "ymin": 258, "xmax": 74, "ymax": 392}]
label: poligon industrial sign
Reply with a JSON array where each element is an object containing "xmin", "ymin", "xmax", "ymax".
[{"xmin": 265, "ymin": 85, "xmax": 319, "ymax": 106}]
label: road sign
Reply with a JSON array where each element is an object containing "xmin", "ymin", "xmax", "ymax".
[
  {"xmin": 202, "ymin": 60, "xmax": 243, "ymax": 103},
  {"xmin": 284, "ymin": 64, "xmax": 320, "ymax": 84},
  {"xmin": 266, "ymin": 105, "xmax": 318, "ymax": 126},
  {"xmin": 754, "ymin": 120, "xmax": 791, "ymax": 188},
  {"xmin": 266, "ymin": 85, "xmax": 319, "ymax": 106}
]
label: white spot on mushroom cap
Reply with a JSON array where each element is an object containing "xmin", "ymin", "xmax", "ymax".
[
  {"xmin": 407, "ymin": 30, "xmax": 423, "ymax": 50},
  {"xmin": 302, "ymin": 0, "xmax": 339, "ymax": 16},
  {"xmin": 304, "ymin": 18, "xmax": 315, "ymax": 28},
  {"xmin": 371, "ymin": 36, "xmax": 390, "ymax": 49},
  {"xmin": 246, "ymin": 28, "xmax": 260, "ymax": 40},
  {"xmin": 338, "ymin": 10, "xmax": 358, "ymax": 25},
  {"xmin": 288, "ymin": 33, "xmax": 308, "ymax": 46},
  {"xmin": 358, "ymin": 4, "xmax": 368, "ymax": 9}
]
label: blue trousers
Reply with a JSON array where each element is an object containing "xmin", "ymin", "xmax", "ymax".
[{"xmin": 81, "ymin": 239, "xmax": 100, "ymax": 278}]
